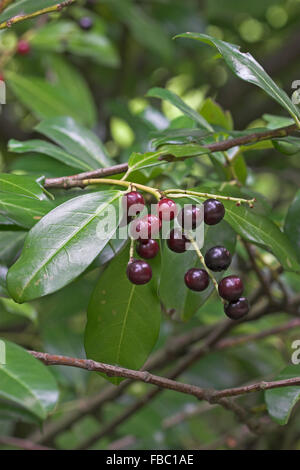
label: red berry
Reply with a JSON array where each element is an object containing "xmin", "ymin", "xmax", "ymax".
[
  {"xmin": 204, "ymin": 246, "xmax": 232, "ymax": 272},
  {"xmin": 123, "ymin": 191, "xmax": 145, "ymax": 217},
  {"xmin": 203, "ymin": 199, "xmax": 225, "ymax": 225},
  {"xmin": 157, "ymin": 198, "xmax": 177, "ymax": 221},
  {"xmin": 136, "ymin": 239, "xmax": 159, "ymax": 259},
  {"xmin": 218, "ymin": 275, "xmax": 244, "ymax": 301},
  {"xmin": 177, "ymin": 204, "xmax": 203, "ymax": 230},
  {"xmin": 130, "ymin": 214, "xmax": 161, "ymax": 241},
  {"xmin": 0, "ymin": 73, "xmax": 4, "ymax": 81},
  {"xmin": 224, "ymin": 297, "xmax": 249, "ymax": 320},
  {"xmin": 167, "ymin": 228, "xmax": 189, "ymax": 253},
  {"xmin": 126, "ymin": 259, "xmax": 152, "ymax": 285},
  {"xmin": 184, "ymin": 268, "xmax": 209, "ymax": 292},
  {"xmin": 17, "ymin": 40, "xmax": 31, "ymax": 56}
]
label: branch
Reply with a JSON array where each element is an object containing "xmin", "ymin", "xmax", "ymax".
[
  {"xmin": 31, "ymin": 312, "xmax": 299, "ymax": 446},
  {"xmin": 44, "ymin": 124, "xmax": 298, "ymax": 189},
  {"xmin": 30, "ymin": 349, "xmax": 300, "ymax": 402},
  {"xmin": 0, "ymin": 435, "xmax": 52, "ymax": 450},
  {"xmin": 0, "ymin": 0, "xmax": 75, "ymax": 30}
]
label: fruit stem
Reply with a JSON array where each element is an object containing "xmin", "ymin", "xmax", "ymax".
[
  {"xmin": 164, "ymin": 190, "xmax": 255, "ymax": 207},
  {"xmin": 81, "ymin": 178, "xmax": 161, "ymax": 200},
  {"xmin": 186, "ymin": 232, "xmax": 220, "ymax": 296},
  {"xmin": 129, "ymin": 238, "xmax": 135, "ymax": 263}
]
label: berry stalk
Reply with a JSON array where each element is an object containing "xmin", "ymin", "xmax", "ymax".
[
  {"xmin": 186, "ymin": 232, "xmax": 220, "ymax": 296},
  {"xmin": 164, "ymin": 190, "xmax": 255, "ymax": 207},
  {"xmin": 81, "ymin": 178, "xmax": 161, "ymax": 200}
]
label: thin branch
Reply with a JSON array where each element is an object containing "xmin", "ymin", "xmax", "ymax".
[
  {"xmin": 212, "ymin": 377, "xmax": 300, "ymax": 400},
  {"xmin": 0, "ymin": 435, "xmax": 52, "ymax": 450},
  {"xmin": 30, "ymin": 349, "xmax": 300, "ymax": 406},
  {"xmin": 0, "ymin": 0, "xmax": 75, "ymax": 30},
  {"xmin": 44, "ymin": 163, "xmax": 129, "ymax": 189},
  {"xmin": 31, "ymin": 301, "xmax": 297, "ymax": 446},
  {"xmin": 44, "ymin": 124, "xmax": 298, "ymax": 189}
]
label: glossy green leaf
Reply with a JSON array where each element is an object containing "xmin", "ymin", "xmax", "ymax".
[
  {"xmin": 128, "ymin": 150, "xmax": 166, "ymax": 173},
  {"xmin": 273, "ymin": 137, "xmax": 300, "ymax": 156},
  {"xmin": 30, "ymin": 20, "xmax": 76, "ymax": 52},
  {"xmin": 160, "ymin": 143, "xmax": 209, "ymax": 158},
  {"xmin": 284, "ymin": 189, "xmax": 300, "ymax": 261},
  {"xmin": 200, "ymin": 98, "xmax": 233, "ymax": 130},
  {"xmin": 159, "ymin": 220, "xmax": 236, "ymax": 320},
  {"xmin": 0, "ymin": 173, "xmax": 46, "ymax": 200},
  {"xmin": 35, "ymin": 117, "xmax": 112, "ymax": 169},
  {"xmin": 108, "ymin": 0, "xmax": 172, "ymax": 61},
  {"xmin": 85, "ymin": 246, "xmax": 161, "ymax": 385},
  {"xmin": 45, "ymin": 54, "xmax": 97, "ymax": 127},
  {"xmin": 265, "ymin": 364, "xmax": 300, "ymax": 425},
  {"xmin": 39, "ymin": 278, "xmax": 94, "ymax": 389},
  {"xmin": 68, "ymin": 32, "xmax": 120, "ymax": 68},
  {"xmin": 0, "ymin": 298, "xmax": 37, "ymax": 323},
  {"xmin": 176, "ymin": 33, "xmax": 300, "ymax": 124},
  {"xmin": 0, "ymin": 195, "xmax": 55, "ymax": 229},
  {"xmin": 0, "ymin": 0, "xmax": 60, "ymax": 22},
  {"xmin": 6, "ymin": 72, "xmax": 94, "ymax": 127},
  {"xmin": 0, "ymin": 403, "xmax": 39, "ymax": 425},
  {"xmin": 30, "ymin": 20, "xmax": 119, "ymax": 68},
  {"xmin": 9, "ymin": 139, "xmax": 94, "ymax": 172},
  {"xmin": 151, "ymin": 128, "xmax": 212, "ymax": 148},
  {"xmin": 0, "ymin": 231, "xmax": 26, "ymax": 266},
  {"xmin": 223, "ymin": 202, "xmax": 300, "ymax": 272},
  {"xmin": 186, "ymin": 188, "xmax": 300, "ymax": 272},
  {"xmin": 7, "ymin": 190, "xmax": 123, "ymax": 302},
  {"xmin": 0, "ymin": 266, "xmax": 8, "ymax": 298},
  {"xmin": 147, "ymin": 87, "xmax": 213, "ymax": 130},
  {"xmin": 0, "ymin": 339, "xmax": 59, "ymax": 421}
]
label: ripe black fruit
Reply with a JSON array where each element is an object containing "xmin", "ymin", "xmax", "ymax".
[
  {"xmin": 123, "ymin": 191, "xmax": 145, "ymax": 217},
  {"xmin": 130, "ymin": 214, "xmax": 161, "ymax": 241},
  {"xmin": 157, "ymin": 198, "xmax": 177, "ymax": 221},
  {"xmin": 177, "ymin": 204, "xmax": 202, "ymax": 230},
  {"xmin": 204, "ymin": 246, "xmax": 232, "ymax": 272},
  {"xmin": 79, "ymin": 16, "xmax": 93, "ymax": 30},
  {"xmin": 126, "ymin": 259, "xmax": 152, "ymax": 285},
  {"xmin": 224, "ymin": 297, "xmax": 249, "ymax": 320},
  {"xmin": 184, "ymin": 268, "xmax": 209, "ymax": 292},
  {"xmin": 218, "ymin": 275, "xmax": 243, "ymax": 301},
  {"xmin": 136, "ymin": 239, "xmax": 159, "ymax": 259},
  {"xmin": 203, "ymin": 199, "xmax": 225, "ymax": 225},
  {"xmin": 167, "ymin": 228, "xmax": 189, "ymax": 253}
]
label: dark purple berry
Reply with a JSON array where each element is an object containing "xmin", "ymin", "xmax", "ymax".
[
  {"xmin": 136, "ymin": 239, "xmax": 159, "ymax": 259},
  {"xmin": 79, "ymin": 16, "xmax": 93, "ymax": 30},
  {"xmin": 203, "ymin": 199, "xmax": 225, "ymax": 225},
  {"xmin": 157, "ymin": 198, "xmax": 177, "ymax": 221},
  {"xmin": 130, "ymin": 214, "xmax": 161, "ymax": 241},
  {"xmin": 123, "ymin": 191, "xmax": 145, "ymax": 217},
  {"xmin": 204, "ymin": 246, "xmax": 232, "ymax": 272},
  {"xmin": 126, "ymin": 259, "xmax": 152, "ymax": 285},
  {"xmin": 167, "ymin": 228, "xmax": 189, "ymax": 253},
  {"xmin": 224, "ymin": 297, "xmax": 249, "ymax": 320},
  {"xmin": 177, "ymin": 204, "xmax": 203, "ymax": 230},
  {"xmin": 218, "ymin": 275, "xmax": 244, "ymax": 301},
  {"xmin": 184, "ymin": 268, "xmax": 209, "ymax": 292}
]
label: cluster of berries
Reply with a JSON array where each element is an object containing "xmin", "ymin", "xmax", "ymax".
[{"xmin": 124, "ymin": 191, "xmax": 249, "ymax": 320}]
